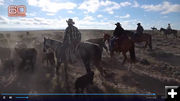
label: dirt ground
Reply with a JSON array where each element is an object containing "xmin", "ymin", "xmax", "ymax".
[{"xmin": 0, "ymin": 30, "xmax": 180, "ymax": 96}]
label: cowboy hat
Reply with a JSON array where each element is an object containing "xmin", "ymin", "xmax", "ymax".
[
  {"xmin": 66, "ymin": 18, "xmax": 75, "ymax": 24},
  {"xmin": 115, "ymin": 22, "xmax": 121, "ymax": 26}
]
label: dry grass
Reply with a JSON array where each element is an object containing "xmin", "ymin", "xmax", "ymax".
[{"xmin": 0, "ymin": 29, "xmax": 180, "ymax": 95}]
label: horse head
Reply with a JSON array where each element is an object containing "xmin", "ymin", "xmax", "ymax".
[
  {"xmin": 103, "ymin": 33, "xmax": 111, "ymax": 42},
  {"xmin": 151, "ymin": 27, "xmax": 157, "ymax": 30}
]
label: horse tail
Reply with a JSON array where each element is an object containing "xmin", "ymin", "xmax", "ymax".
[{"xmin": 129, "ymin": 42, "xmax": 136, "ymax": 63}]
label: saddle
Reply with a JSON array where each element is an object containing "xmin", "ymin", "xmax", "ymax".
[{"xmin": 133, "ymin": 33, "xmax": 142, "ymax": 39}]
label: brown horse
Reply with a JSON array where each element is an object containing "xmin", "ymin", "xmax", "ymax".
[
  {"xmin": 103, "ymin": 33, "xmax": 136, "ymax": 65},
  {"xmin": 125, "ymin": 31, "xmax": 152, "ymax": 50}
]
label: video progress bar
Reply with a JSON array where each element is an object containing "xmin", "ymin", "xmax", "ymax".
[{"xmin": 1, "ymin": 93, "xmax": 156, "ymax": 96}]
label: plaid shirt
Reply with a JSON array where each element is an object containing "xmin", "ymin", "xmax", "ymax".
[
  {"xmin": 63, "ymin": 25, "xmax": 81, "ymax": 62},
  {"xmin": 63, "ymin": 25, "xmax": 81, "ymax": 45}
]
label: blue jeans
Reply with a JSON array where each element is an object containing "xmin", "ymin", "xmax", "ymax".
[{"xmin": 110, "ymin": 37, "xmax": 116, "ymax": 51}]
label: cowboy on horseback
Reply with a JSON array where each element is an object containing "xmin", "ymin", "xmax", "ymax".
[
  {"xmin": 167, "ymin": 23, "xmax": 172, "ymax": 33},
  {"xmin": 109, "ymin": 22, "xmax": 124, "ymax": 51},
  {"xmin": 61, "ymin": 18, "xmax": 81, "ymax": 62},
  {"xmin": 167, "ymin": 23, "xmax": 172, "ymax": 30},
  {"xmin": 136, "ymin": 23, "xmax": 144, "ymax": 36}
]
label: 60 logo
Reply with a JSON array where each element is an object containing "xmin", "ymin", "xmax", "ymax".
[{"xmin": 8, "ymin": 5, "xmax": 26, "ymax": 17}]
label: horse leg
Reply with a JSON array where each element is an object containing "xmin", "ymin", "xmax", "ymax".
[
  {"xmin": 165, "ymin": 33, "xmax": 168, "ymax": 39},
  {"xmin": 144, "ymin": 41, "xmax": 148, "ymax": 50},
  {"xmin": 64, "ymin": 60, "xmax": 70, "ymax": 92},
  {"xmin": 95, "ymin": 60, "xmax": 105, "ymax": 77},
  {"xmin": 32, "ymin": 53, "xmax": 37, "ymax": 73},
  {"xmin": 51, "ymin": 58, "xmax": 55, "ymax": 66},
  {"xmin": 122, "ymin": 51, "xmax": 127, "ymax": 65},
  {"xmin": 51, "ymin": 54, "xmax": 55, "ymax": 66},
  {"xmin": 19, "ymin": 60, "xmax": 25, "ymax": 72},
  {"xmin": 31, "ymin": 60, "xmax": 34, "ymax": 73},
  {"xmin": 82, "ymin": 58, "xmax": 91, "ymax": 73},
  {"xmin": 56, "ymin": 61, "xmax": 61, "ymax": 76},
  {"xmin": 148, "ymin": 36, "xmax": 152, "ymax": 50},
  {"xmin": 55, "ymin": 60, "xmax": 62, "ymax": 84},
  {"xmin": 47, "ymin": 57, "xmax": 49, "ymax": 66},
  {"xmin": 110, "ymin": 51, "xmax": 114, "ymax": 57}
]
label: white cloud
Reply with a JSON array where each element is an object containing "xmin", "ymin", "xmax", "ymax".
[
  {"xmin": 46, "ymin": 13, "xmax": 55, "ymax": 16},
  {"xmin": 132, "ymin": 1, "xmax": 139, "ymax": 8},
  {"xmin": 27, "ymin": 0, "xmax": 77, "ymax": 13},
  {"xmin": 0, "ymin": 15, "xmax": 115, "ymax": 30},
  {"xmin": 78, "ymin": 0, "xmax": 100, "ymax": 13},
  {"xmin": 76, "ymin": 16, "xmax": 114, "ymax": 29},
  {"xmin": 116, "ymin": 14, "xmax": 130, "ymax": 19},
  {"xmin": 104, "ymin": 1, "xmax": 131, "ymax": 14},
  {"xmin": 0, "ymin": 15, "xmax": 140, "ymax": 30},
  {"xmin": 97, "ymin": 14, "xmax": 103, "ymax": 18},
  {"xmin": 0, "ymin": 0, "xmax": 4, "ymax": 5},
  {"xmin": 0, "ymin": 16, "xmax": 9, "ymax": 24},
  {"xmin": 67, "ymin": 10, "xmax": 74, "ymax": 14},
  {"xmin": 141, "ymin": 1, "xmax": 180, "ymax": 14},
  {"xmin": 82, "ymin": 16, "xmax": 94, "ymax": 22},
  {"xmin": 78, "ymin": 0, "xmax": 131, "ymax": 14},
  {"xmin": 120, "ymin": 1, "xmax": 131, "ymax": 7},
  {"xmin": 26, "ymin": 13, "xmax": 36, "ymax": 17},
  {"xmin": 100, "ymin": 0, "xmax": 113, "ymax": 6},
  {"xmin": 0, "ymin": 15, "xmax": 69, "ymax": 29},
  {"xmin": 104, "ymin": 1, "xmax": 120, "ymax": 14}
]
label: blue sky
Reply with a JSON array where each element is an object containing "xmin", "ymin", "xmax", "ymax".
[{"xmin": 0, "ymin": 0, "xmax": 180, "ymax": 31}]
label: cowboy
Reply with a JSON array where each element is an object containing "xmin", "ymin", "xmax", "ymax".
[
  {"xmin": 113, "ymin": 22, "xmax": 124, "ymax": 37},
  {"xmin": 110, "ymin": 22, "xmax": 124, "ymax": 51},
  {"xmin": 62, "ymin": 18, "xmax": 81, "ymax": 62},
  {"xmin": 167, "ymin": 23, "xmax": 172, "ymax": 30},
  {"xmin": 136, "ymin": 23, "xmax": 144, "ymax": 36}
]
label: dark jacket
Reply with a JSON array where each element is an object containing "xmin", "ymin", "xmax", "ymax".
[
  {"xmin": 63, "ymin": 25, "xmax": 81, "ymax": 45},
  {"xmin": 113, "ymin": 25, "xmax": 124, "ymax": 37},
  {"xmin": 136, "ymin": 25, "xmax": 144, "ymax": 34}
]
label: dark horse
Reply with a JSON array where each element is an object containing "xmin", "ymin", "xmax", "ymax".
[
  {"xmin": 125, "ymin": 31, "xmax": 152, "ymax": 50},
  {"xmin": 42, "ymin": 48, "xmax": 55, "ymax": 66},
  {"xmin": 160, "ymin": 28, "xmax": 178, "ymax": 38},
  {"xmin": 151, "ymin": 27, "xmax": 157, "ymax": 30},
  {"xmin": 103, "ymin": 33, "xmax": 136, "ymax": 65},
  {"xmin": 86, "ymin": 38, "xmax": 108, "ymax": 53},
  {"xmin": 15, "ymin": 48, "xmax": 37, "ymax": 72},
  {"xmin": 43, "ymin": 38, "xmax": 104, "ymax": 77}
]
